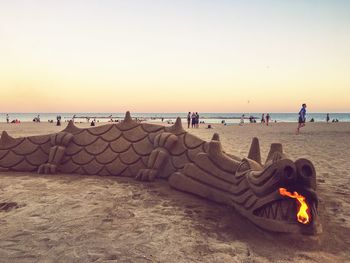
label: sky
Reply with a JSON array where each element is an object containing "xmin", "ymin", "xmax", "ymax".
[{"xmin": 0, "ymin": 0, "xmax": 349, "ymax": 113}]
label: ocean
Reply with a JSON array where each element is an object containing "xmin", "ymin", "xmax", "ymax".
[{"xmin": 1, "ymin": 112, "xmax": 349, "ymax": 124}]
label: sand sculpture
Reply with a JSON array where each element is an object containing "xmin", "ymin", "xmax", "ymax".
[{"xmin": 0, "ymin": 112, "xmax": 321, "ymax": 234}]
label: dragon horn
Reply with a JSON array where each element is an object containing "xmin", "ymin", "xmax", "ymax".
[
  {"xmin": 63, "ymin": 120, "xmax": 81, "ymax": 134},
  {"xmin": 211, "ymin": 133, "xmax": 220, "ymax": 141},
  {"xmin": 124, "ymin": 111, "xmax": 132, "ymax": 122},
  {"xmin": 208, "ymin": 139, "xmax": 240, "ymax": 171},
  {"xmin": 265, "ymin": 143, "xmax": 283, "ymax": 164},
  {"xmin": 0, "ymin": 131, "xmax": 13, "ymax": 146},
  {"xmin": 208, "ymin": 139, "xmax": 223, "ymax": 157},
  {"xmin": 166, "ymin": 117, "xmax": 184, "ymax": 134},
  {"xmin": 174, "ymin": 117, "xmax": 183, "ymax": 130},
  {"xmin": 248, "ymin": 137, "xmax": 261, "ymax": 164}
]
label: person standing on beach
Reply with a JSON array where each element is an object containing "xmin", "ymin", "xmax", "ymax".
[
  {"xmin": 296, "ymin": 103, "xmax": 307, "ymax": 134},
  {"xmin": 326, "ymin": 113, "xmax": 330, "ymax": 123},
  {"xmin": 187, "ymin": 112, "xmax": 191, "ymax": 128},
  {"xmin": 239, "ymin": 114, "xmax": 244, "ymax": 126},
  {"xmin": 56, "ymin": 115, "xmax": 61, "ymax": 126},
  {"xmin": 6, "ymin": 114, "xmax": 9, "ymax": 124},
  {"xmin": 261, "ymin": 113, "xmax": 265, "ymax": 123},
  {"xmin": 191, "ymin": 112, "xmax": 196, "ymax": 128},
  {"xmin": 195, "ymin": 112, "xmax": 199, "ymax": 128},
  {"xmin": 266, "ymin": 113, "xmax": 270, "ymax": 126}
]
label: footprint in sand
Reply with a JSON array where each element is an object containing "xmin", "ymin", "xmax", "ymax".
[{"xmin": 0, "ymin": 202, "xmax": 20, "ymax": 212}]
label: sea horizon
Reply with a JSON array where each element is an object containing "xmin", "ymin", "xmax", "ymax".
[{"xmin": 1, "ymin": 112, "xmax": 350, "ymax": 124}]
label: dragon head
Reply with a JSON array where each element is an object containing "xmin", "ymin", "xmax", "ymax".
[{"xmin": 235, "ymin": 139, "xmax": 322, "ymax": 235}]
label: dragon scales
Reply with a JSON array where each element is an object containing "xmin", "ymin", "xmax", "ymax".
[{"xmin": 0, "ymin": 112, "xmax": 322, "ymax": 235}]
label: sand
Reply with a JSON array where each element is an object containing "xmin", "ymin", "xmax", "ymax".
[{"xmin": 0, "ymin": 121, "xmax": 349, "ymax": 263}]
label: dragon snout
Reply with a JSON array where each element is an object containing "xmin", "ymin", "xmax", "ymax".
[
  {"xmin": 295, "ymin": 158, "xmax": 316, "ymax": 190},
  {"xmin": 270, "ymin": 159, "xmax": 297, "ymax": 186},
  {"xmin": 282, "ymin": 164, "xmax": 296, "ymax": 181},
  {"xmin": 276, "ymin": 159, "xmax": 317, "ymax": 201}
]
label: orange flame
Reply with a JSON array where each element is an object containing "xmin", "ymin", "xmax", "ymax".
[{"xmin": 279, "ymin": 188, "xmax": 311, "ymax": 224}]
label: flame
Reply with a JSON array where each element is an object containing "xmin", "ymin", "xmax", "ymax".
[{"xmin": 279, "ymin": 188, "xmax": 311, "ymax": 224}]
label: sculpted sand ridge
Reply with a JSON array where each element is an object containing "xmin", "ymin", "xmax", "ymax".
[{"xmin": 0, "ymin": 112, "xmax": 321, "ymax": 234}]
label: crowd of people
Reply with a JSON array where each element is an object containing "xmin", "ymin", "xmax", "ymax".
[
  {"xmin": 187, "ymin": 112, "xmax": 200, "ymax": 128},
  {"xmin": 5, "ymin": 114, "xmax": 20, "ymax": 124},
  {"xmin": 238, "ymin": 113, "xmax": 272, "ymax": 126},
  {"xmin": 2, "ymin": 111, "xmax": 341, "ymax": 131}
]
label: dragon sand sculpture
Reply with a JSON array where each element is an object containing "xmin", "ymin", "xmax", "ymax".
[{"xmin": 0, "ymin": 112, "xmax": 321, "ymax": 235}]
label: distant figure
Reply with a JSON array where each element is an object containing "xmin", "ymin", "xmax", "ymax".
[
  {"xmin": 239, "ymin": 114, "xmax": 244, "ymax": 126},
  {"xmin": 195, "ymin": 112, "xmax": 199, "ymax": 128},
  {"xmin": 191, "ymin": 112, "xmax": 196, "ymax": 128},
  {"xmin": 12, "ymin": 119, "xmax": 20, "ymax": 124},
  {"xmin": 326, "ymin": 113, "xmax": 330, "ymax": 123},
  {"xmin": 56, "ymin": 115, "xmax": 61, "ymax": 126},
  {"xmin": 161, "ymin": 117, "xmax": 164, "ymax": 122},
  {"xmin": 6, "ymin": 114, "xmax": 9, "ymax": 124},
  {"xmin": 261, "ymin": 114, "xmax": 265, "ymax": 123},
  {"xmin": 33, "ymin": 115, "xmax": 40, "ymax": 123},
  {"xmin": 187, "ymin": 112, "xmax": 191, "ymax": 128},
  {"xmin": 266, "ymin": 113, "xmax": 270, "ymax": 126},
  {"xmin": 90, "ymin": 120, "xmax": 95, "ymax": 126},
  {"xmin": 296, "ymin": 103, "xmax": 307, "ymax": 134},
  {"xmin": 310, "ymin": 118, "xmax": 315, "ymax": 122}
]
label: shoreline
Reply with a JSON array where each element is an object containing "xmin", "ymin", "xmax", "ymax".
[
  {"xmin": 1, "ymin": 112, "xmax": 350, "ymax": 124},
  {"xmin": 0, "ymin": 120, "xmax": 349, "ymax": 124}
]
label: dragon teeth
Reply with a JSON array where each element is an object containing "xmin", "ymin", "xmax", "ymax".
[
  {"xmin": 271, "ymin": 202, "xmax": 278, "ymax": 219},
  {"xmin": 255, "ymin": 200, "xmax": 298, "ymax": 223}
]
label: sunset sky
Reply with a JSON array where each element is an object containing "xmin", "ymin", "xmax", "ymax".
[{"xmin": 0, "ymin": 0, "xmax": 349, "ymax": 113}]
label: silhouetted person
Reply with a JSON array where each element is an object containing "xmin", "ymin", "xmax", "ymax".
[
  {"xmin": 266, "ymin": 113, "xmax": 270, "ymax": 126},
  {"xmin": 191, "ymin": 112, "xmax": 196, "ymax": 128},
  {"xmin": 261, "ymin": 114, "xmax": 265, "ymax": 123},
  {"xmin": 56, "ymin": 115, "xmax": 61, "ymax": 126},
  {"xmin": 187, "ymin": 112, "xmax": 191, "ymax": 128},
  {"xmin": 239, "ymin": 114, "xmax": 244, "ymax": 126},
  {"xmin": 296, "ymin": 103, "xmax": 307, "ymax": 134}
]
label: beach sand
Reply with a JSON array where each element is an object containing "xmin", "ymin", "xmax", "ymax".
[{"xmin": 0, "ymin": 121, "xmax": 349, "ymax": 262}]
